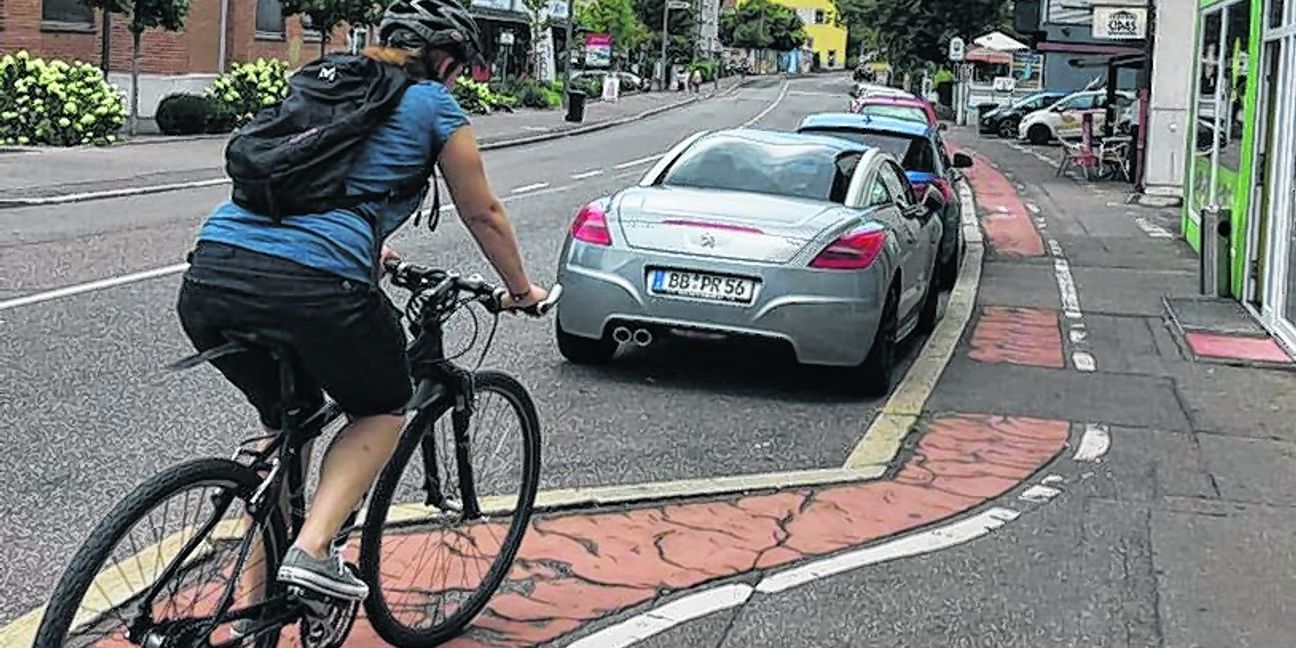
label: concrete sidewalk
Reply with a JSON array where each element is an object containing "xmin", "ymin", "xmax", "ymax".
[{"xmin": 0, "ymin": 76, "xmax": 751, "ymax": 202}]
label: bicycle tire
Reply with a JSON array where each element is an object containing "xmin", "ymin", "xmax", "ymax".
[
  {"xmin": 35, "ymin": 458, "xmax": 288, "ymax": 648},
  {"xmin": 360, "ymin": 370, "xmax": 541, "ymax": 647}
]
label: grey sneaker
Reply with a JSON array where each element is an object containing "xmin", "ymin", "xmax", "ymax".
[{"xmin": 277, "ymin": 547, "xmax": 369, "ymax": 601}]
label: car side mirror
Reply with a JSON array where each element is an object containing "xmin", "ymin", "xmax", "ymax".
[
  {"xmin": 921, "ymin": 186, "xmax": 947, "ymax": 214},
  {"xmin": 953, "ymin": 152, "xmax": 973, "ymax": 168}
]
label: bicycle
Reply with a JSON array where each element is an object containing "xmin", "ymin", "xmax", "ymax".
[{"xmin": 35, "ymin": 260, "xmax": 562, "ymax": 647}]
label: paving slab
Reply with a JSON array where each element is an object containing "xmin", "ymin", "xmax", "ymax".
[
  {"xmin": 1197, "ymin": 434, "xmax": 1296, "ymax": 505},
  {"xmin": 975, "ymin": 261, "xmax": 1068, "ymax": 311},
  {"xmin": 1070, "ymin": 267, "xmax": 1199, "ymax": 317}
]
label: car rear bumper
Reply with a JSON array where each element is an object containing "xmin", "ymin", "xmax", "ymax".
[{"xmin": 556, "ymin": 243, "xmax": 888, "ymax": 367}]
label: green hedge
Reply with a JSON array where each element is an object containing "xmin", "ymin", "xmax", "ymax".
[
  {"xmin": 156, "ymin": 93, "xmax": 235, "ymax": 135},
  {"xmin": 0, "ymin": 51, "xmax": 125, "ymax": 147},
  {"xmin": 454, "ymin": 77, "xmax": 519, "ymax": 114},
  {"xmin": 208, "ymin": 59, "xmax": 289, "ymax": 127}
]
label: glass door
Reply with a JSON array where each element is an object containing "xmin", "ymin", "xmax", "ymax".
[
  {"xmin": 1264, "ymin": 32, "xmax": 1296, "ymax": 350},
  {"xmin": 1189, "ymin": 9, "xmax": 1225, "ymax": 226}
]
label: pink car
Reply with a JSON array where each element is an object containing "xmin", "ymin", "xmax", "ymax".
[{"xmin": 850, "ymin": 95, "xmax": 941, "ymax": 129}]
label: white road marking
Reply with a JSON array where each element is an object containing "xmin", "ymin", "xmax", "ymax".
[
  {"xmin": 612, "ymin": 155, "xmax": 661, "ymax": 170},
  {"xmin": 742, "ymin": 81, "xmax": 790, "ymax": 127},
  {"xmin": 788, "ymin": 90, "xmax": 841, "ymax": 98},
  {"xmin": 0, "ymin": 263, "xmax": 190, "ymax": 312},
  {"xmin": 1041, "ymin": 474, "xmax": 1066, "ymax": 485},
  {"xmin": 1053, "ymin": 258, "xmax": 1082, "ymax": 315},
  {"xmin": 571, "ymin": 169, "xmax": 605, "ymax": 180},
  {"xmin": 755, "ymin": 508, "xmax": 1020, "ymax": 594},
  {"xmin": 1074, "ymin": 423, "xmax": 1112, "ymax": 462},
  {"xmin": 510, "ymin": 181, "xmax": 550, "ymax": 193},
  {"xmin": 1048, "ymin": 238, "xmax": 1064, "ymax": 256},
  {"xmin": 1019, "ymin": 485, "xmax": 1063, "ymax": 503},
  {"xmin": 1068, "ymin": 326, "xmax": 1088, "ymax": 344},
  {"xmin": 1027, "ymin": 203, "xmax": 1042, "ymax": 214},
  {"xmin": 1133, "ymin": 215, "xmax": 1174, "ymax": 238},
  {"xmin": 566, "ymin": 584, "xmax": 754, "ymax": 648},
  {"xmin": 0, "ymin": 178, "xmax": 231, "ymax": 207},
  {"xmin": 1072, "ymin": 351, "xmax": 1096, "ymax": 372}
]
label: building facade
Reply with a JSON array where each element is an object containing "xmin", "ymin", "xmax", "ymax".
[
  {"xmin": 1183, "ymin": 0, "xmax": 1296, "ymax": 351},
  {"xmin": 1015, "ymin": 0, "xmax": 1145, "ymax": 90},
  {"xmin": 748, "ymin": 0, "xmax": 846, "ymax": 70}
]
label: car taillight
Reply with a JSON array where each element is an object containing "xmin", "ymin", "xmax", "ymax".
[
  {"xmin": 810, "ymin": 228, "xmax": 888, "ymax": 270},
  {"xmin": 571, "ymin": 202, "xmax": 612, "ymax": 246}
]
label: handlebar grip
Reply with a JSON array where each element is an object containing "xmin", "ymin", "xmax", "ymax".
[{"xmin": 521, "ymin": 284, "xmax": 563, "ymax": 317}]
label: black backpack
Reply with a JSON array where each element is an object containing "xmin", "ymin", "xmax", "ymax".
[{"xmin": 225, "ymin": 54, "xmax": 434, "ymax": 222}]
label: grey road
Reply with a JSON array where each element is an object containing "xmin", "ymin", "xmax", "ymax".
[{"xmin": 0, "ymin": 75, "xmax": 914, "ymax": 624}]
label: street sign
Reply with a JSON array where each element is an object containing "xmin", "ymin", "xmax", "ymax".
[
  {"xmin": 667, "ymin": 0, "xmax": 690, "ymax": 9},
  {"xmin": 1092, "ymin": 6, "xmax": 1148, "ymax": 39},
  {"xmin": 949, "ymin": 37, "xmax": 966, "ymax": 62}
]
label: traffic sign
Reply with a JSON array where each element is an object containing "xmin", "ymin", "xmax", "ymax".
[
  {"xmin": 667, "ymin": 0, "xmax": 690, "ymax": 9},
  {"xmin": 949, "ymin": 37, "xmax": 966, "ymax": 62}
]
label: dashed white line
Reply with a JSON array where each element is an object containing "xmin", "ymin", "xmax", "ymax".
[
  {"xmin": 1047, "ymin": 238, "xmax": 1064, "ymax": 256},
  {"xmin": 756, "ymin": 508, "xmax": 1021, "ymax": 594},
  {"xmin": 1072, "ymin": 351, "xmax": 1096, "ymax": 372},
  {"xmin": 1027, "ymin": 203, "xmax": 1042, "ymax": 215},
  {"xmin": 612, "ymin": 155, "xmax": 661, "ymax": 170},
  {"xmin": 0, "ymin": 263, "xmax": 190, "ymax": 312},
  {"xmin": 1074, "ymin": 423, "xmax": 1112, "ymax": 462},
  {"xmin": 571, "ymin": 169, "xmax": 605, "ymax": 180},
  {"xmin": 1019, "ymin": 485, "xmax": 1063, "ymax": 503},
  {"xmin": 510, "ymin": 181, "xmax": 550, "ymax": 193},
  {"xmin": 1053, "ymin": 257, "xmax": 1082, "ymax": 317}
]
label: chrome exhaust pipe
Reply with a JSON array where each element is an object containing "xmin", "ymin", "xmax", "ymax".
[
  {"xmin": 612, "ymin": 326, "xmax": 633, "ymax": 344},
  {"xmin": 633, "ymin": 328, "xmax": 653, "ymax": 347}
]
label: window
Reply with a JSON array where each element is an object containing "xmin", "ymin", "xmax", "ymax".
[
  {"xmin": 42, "ymin": 0, "xmax": 93, "ymax": 27},
  {"xmin": 256, "ymin": 0, "xmax": 285, "ymax": 36},
  {"xmin": 660, "ymin": 134, "xmax": 855, "ymax": 203},
  {"xmin": 867, "ymin": 177, "xmax": 892, "ymax": 207},
  {"xmin": 814, "ymin": 10, "xmax": 825, "ymax": 24},
  {"xmin": 301, "ymin": 14, "xmax": 322, "ymax": 42},
  {"xmin": 858, "ymin": 104, "xmax": 929, "ymax": 124},
  {"xmin": 1269, "ymin": 0, "xmax": 1286, "ymax": 30},
  {"xmin": 800, "ymin": 129, "xmax": 938, "ymax": 174},
  {"xmin": 879, "ymin": 162, "xmax": 913, "ymax": 206}
]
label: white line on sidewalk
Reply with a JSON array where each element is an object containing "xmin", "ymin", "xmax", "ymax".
[
  {"xmin": 1053, "ymin": 257, "xmax": 1082, "ymax": 318},
  {"xmin": 612, "ymin": 155, "xmax": 661, "ymax": 170},
  {"xmin": 1133, "ymin": 215, "xmax": 1174, "ymax": 238},
  {"xmin": 0, "ymin": 263, "xmax": 190, "ymax": 312},
  {"xmin": 742, "ymin": 81, "xmax": 790, "ymax": 127},
  {"xmin": 566, "ymin": 584, "xmax": 754, "ymax": 648},
  {"xmin": 571, "ymin": 169, "xmax": 605, "ymax": 179},
  {"xmin": 755, "ymin": 508, "xmax": 1021, "ymax": 594},
  {"xmin": 510, "ymin": 181, "xmax": 550, "ymax": 193},
  {"xmin": 1074, "ymin": 423, "xmax": 1111, "ymax": 462},
  {"xmin": 0, "ymin": 178, "xmax": 231, "ymax": 207}
]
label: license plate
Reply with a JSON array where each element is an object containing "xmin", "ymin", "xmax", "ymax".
[{"xmin": 649, "ymin": 269, "xmax": 758, "ymax": 304}]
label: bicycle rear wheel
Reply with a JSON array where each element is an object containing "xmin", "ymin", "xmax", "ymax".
[
  {"xmin": 35, "ymin": 458, "xmax": 287, "ymax": 648},
  {"xmin": 360, "ymin": 370, "xmax": 541, "ymax": 647}
]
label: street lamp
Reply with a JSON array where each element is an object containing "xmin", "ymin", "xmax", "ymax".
[{"xmin": 661, "ymin": 0, "xmax": 690, "ymax": 90}]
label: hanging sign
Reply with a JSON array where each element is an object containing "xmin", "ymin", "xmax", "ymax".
[{"xmin": 1092, "ymin": 6, "xmax": 1148, "ymax": 39}]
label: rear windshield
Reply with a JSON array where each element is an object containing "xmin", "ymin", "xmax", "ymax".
[
  {"xmin": 801, "ymin": 129, "xmax": 937, "ymax": 173},
  {"xmin": 660, "ymin": 135, "xmax": 860, "ymax": 203},
  {"xmin": 858, "ymin": 104, "xmax": 928, "ymax": 124}
]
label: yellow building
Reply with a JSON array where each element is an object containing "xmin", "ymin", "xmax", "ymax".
[{"xmin": 739, "ymin": 0, "xmax": 848, "ymax": 70}]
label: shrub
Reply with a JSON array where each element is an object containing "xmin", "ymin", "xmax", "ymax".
[
  {"xmin": 208, "ymin": 59, "xmax": 289, "ymax": 127},
  {"xmin": 0, "ymin": 51, "xmax": 125, "ymax": 147},
  {"xmin": 454, "ymin": 77, "xmax": 518, "ymax": 114},
  {"xmin": 689, "ymin": 60, "xmax": 718, "ymax": 83},
  {"xmin": 155, "ymin": 93, "xmax": 235, "ymax": 135}
]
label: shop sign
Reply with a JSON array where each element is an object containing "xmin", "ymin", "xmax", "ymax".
[
  {"xmin": 585, "ymin": 33, "xmax": 613, "ymax": 68},
  {"xmin": 1093, "ymin": 6, "xmax": 1148, "ymax": 40}
]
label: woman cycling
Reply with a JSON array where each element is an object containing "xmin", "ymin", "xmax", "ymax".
[{"xmin": 176, "ymin": 0, "xmax": 545, "ymax": 601}]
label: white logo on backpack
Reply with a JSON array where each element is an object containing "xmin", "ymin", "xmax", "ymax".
[{"xmin": 318, "ymin": 65, "xmax": 337, "ymax": 83}]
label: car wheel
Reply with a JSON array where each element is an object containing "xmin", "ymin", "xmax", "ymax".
[
  {"xmin": 856, "ymin": 287, "xmax": 898, "ymax": 397},
  {"xmin": 998, "ymin": 119, "xmax": 1018, "ymax": 139},
  {"xmin": 556, "ymin": 320, "xmax": 616, "ymax": 365},
  {"xmin": 1027, "ymin": 124, "xmax": 1051, "ymax": 146},
  {"xmin": 916, "ymin": 266, "xmax": 942, "ymax": 336},
  {"xmin": 939, "ymin": 231, "xmax": 964, "ymax": 289}
]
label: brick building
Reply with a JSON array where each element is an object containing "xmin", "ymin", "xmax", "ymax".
[{"xmin": 0, "ymin": 0, "xmax": 351, "ymax": 116}]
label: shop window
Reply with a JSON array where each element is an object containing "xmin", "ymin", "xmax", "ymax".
[
  {"xmin": 1218, "ymin": 0, "xmax": 1252, "ymax": 205},
  {"xmin": 1190, "ymin": 11, "xmax": 1223, "ymax": 216},
  {"xmin": 256, "ymin": 0, "xmax": 286, "ymax": 38},
  {"xmin": 42, "ymin": 0, "xmax": 94, "ymax": 28},
  {"xmin": 1269, "ymin": 0, "xmax": 1286, "ymax": 30}
]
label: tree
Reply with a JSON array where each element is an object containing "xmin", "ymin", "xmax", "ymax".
[
  {"xmin": 280, "ymin": 0, "xmax": 383, "ymax": 58},
  {"xmin": 577, "ymin": 0, "xmax": 651, "ymax": 54},
  {"xmin": 126, "ymin": 0, "xmax": 191, "ymax": 135},
  {"xmin": 633, "ymin": 0, "xmax": 696, "ymax": 65},
  {"xmin": 718, "ymin": 0, "xmax": 806, "ymax": 52},
  {"xmin": 76, "ymin": 0, "xmax": 131, "ymax": 73},
  {"xmin": 833, "ymin": 0, "xmax": 1012, "ymax": 71}
]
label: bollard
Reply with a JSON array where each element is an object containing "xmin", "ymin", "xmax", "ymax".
[{"xmin": 1199, "ymin": 205, "xmax": 1232, "ymax": 296}]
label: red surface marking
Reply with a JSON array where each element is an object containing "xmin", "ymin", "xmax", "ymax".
[
  {"xmin": 1185, "ymin": 332, "xmax": 1294, "ymax": 364},
  {"xmin": 84, "ymin": 416, "xmax": 1069, "ymax": 648},
  {"xmin": 969, "ymin": 306, "xmax": 1066, "ymax": 368},
  {"xmin": 963, "ymin": 153, "xmax": 1045, "ymax": 257}
]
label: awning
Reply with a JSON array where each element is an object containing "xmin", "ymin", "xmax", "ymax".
[
  {"xmin": 974, "ymin": 31, "xmax": 1029, "ymax": 52},
  {"xmin": 965, "ymin": 47, "xmax": 1013, "ymax": 65}
]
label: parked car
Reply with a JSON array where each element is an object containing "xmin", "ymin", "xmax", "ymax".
[
  {"xmin": 850, "ymin": 82, "xmax": 916, "ymax": 101},
  {"xmin": 553, "ymin": 129, "xmax": 948, "ymax": 395},
  {"xmin": 797, "ymin": 113, "xmax": 972, "ymax": 289},
  {"xmin": 978, "ymin": 91, "xmax": 1070, "ymax": 138},
  {"xmin": 571, "ymin": 70, "xmax": 650, "ymax": 92},
  {"xmin": 1018, "ymin": 89, "xmax": 1137, "ymax": 144},
  {"xmin": 849, "ymin": 94, "xmax": 941, "ymax": 128}
]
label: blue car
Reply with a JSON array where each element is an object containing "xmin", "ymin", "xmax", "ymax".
[{"xmin": 796, "ymin": 113, "xmax": 973, "ymax": 288}]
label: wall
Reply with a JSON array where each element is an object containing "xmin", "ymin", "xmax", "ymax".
[
  {"xmin": 752, "ymin": 0, "xmax": 848, "ymax": 69},
  {"xmin": 1143, "ymin": 0, "xmax": 1197, "ymax": 197}
]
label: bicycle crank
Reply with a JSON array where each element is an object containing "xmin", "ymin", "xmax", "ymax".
[{"xmin": 287, "ymin": 564, "xmax": 362, "ymax": 648}]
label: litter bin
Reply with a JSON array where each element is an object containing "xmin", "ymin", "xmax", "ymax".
[{"xmin": 565, "ymin": 90, "xmax": 587, "ymax": 123}]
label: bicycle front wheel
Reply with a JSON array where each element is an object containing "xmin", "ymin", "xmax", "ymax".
[
  {"xmin": 35, "ymin": 458, "xmax": 287, "ymax": 648},
  {"xmin": 360, "ymin": 370, "xmax": 541, "ymax": 647}
]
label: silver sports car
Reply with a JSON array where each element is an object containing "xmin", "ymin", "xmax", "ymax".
[{"xmin": 553, "ymin": 128, "xmax": 947, "ymax": 395}]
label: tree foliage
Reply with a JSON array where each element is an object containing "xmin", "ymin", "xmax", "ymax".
[
  {"xmin": 834, "ymin": 0, "xmax": 1012, "ymax": 70},
  {"xmin": 718, "ymin": 0, "xmax": 806, "ymax": 52},
  {"xmin": 125, "ymin": 0, "xmax": 193, "ymax": 134},
  {"xmin": 280, "ymin": 0, "xmax": 382, "ymax": 54},
  {"xmin": 633, "ymin": 0, "xmax": 696, "ymax": 62},
  {"xmin": 577, "ymin": 0, "xmax": 651, "ymax": 53}
]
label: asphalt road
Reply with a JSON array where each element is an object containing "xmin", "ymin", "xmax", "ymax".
[{"xmin": 0, "ymin": 74, "xmax": 926, "ymax": 624}]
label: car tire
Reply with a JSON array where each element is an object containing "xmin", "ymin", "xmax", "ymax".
[
  {"xmin": 857, "ymin": 287, "xmax": 898, "ymax": 397},
  {"xmin": 1027, "ymin": 124, "xmax": 1052, "ymax": 146},
  {"xmin": 916, "ymin": 266, "xmax": 942, "ymax": 336},
  {"xmin": 939, "ymin": 231, "xmax": 964, "ymax": 289},
  {"xmin": 556, "ymin": 320, "xmax": 616, "ymax": 365},
  {"xmin": 998, "ymin": 119, "xmax": 1018, "ymax": 139}
]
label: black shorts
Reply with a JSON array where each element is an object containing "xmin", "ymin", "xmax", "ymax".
[{"xmin": 176, "ymin": 242, "xmax": 411, "ymax": 429}]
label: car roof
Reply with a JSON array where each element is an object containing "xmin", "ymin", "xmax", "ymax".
[
  {"xmin": 710, "ymin": 128, "xmax": 874, "ymax": 154},
  {"xmin": 797, "ymin": 113, "xmax": 933, "ymax": 138},
  {"xmin": 856, "ymin": 94, "xmax": 927, "ymax": 107}
]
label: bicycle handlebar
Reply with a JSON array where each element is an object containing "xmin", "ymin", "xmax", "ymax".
[{"xmin": 383, "ymin": 259, "xmax": 561, "ymax": 317}]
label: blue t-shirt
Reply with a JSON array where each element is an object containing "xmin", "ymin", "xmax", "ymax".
[{"xmin": 198, "ymin": 81, "xmax": 470, "ymax": 283}]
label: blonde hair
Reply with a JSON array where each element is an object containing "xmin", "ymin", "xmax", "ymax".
[{"xmin": 362, "ymin": 45, "xmax": 460, "ymax": 81}]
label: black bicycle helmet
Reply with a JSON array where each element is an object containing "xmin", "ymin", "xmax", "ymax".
[{"xmin": 379, "ymin": 0, "xmax": 485, "ymax": 65}]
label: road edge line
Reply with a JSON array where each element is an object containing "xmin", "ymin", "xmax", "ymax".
[{"xmin": 844, "ymin": 182, "xmax": 984, "ymax": 470}]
